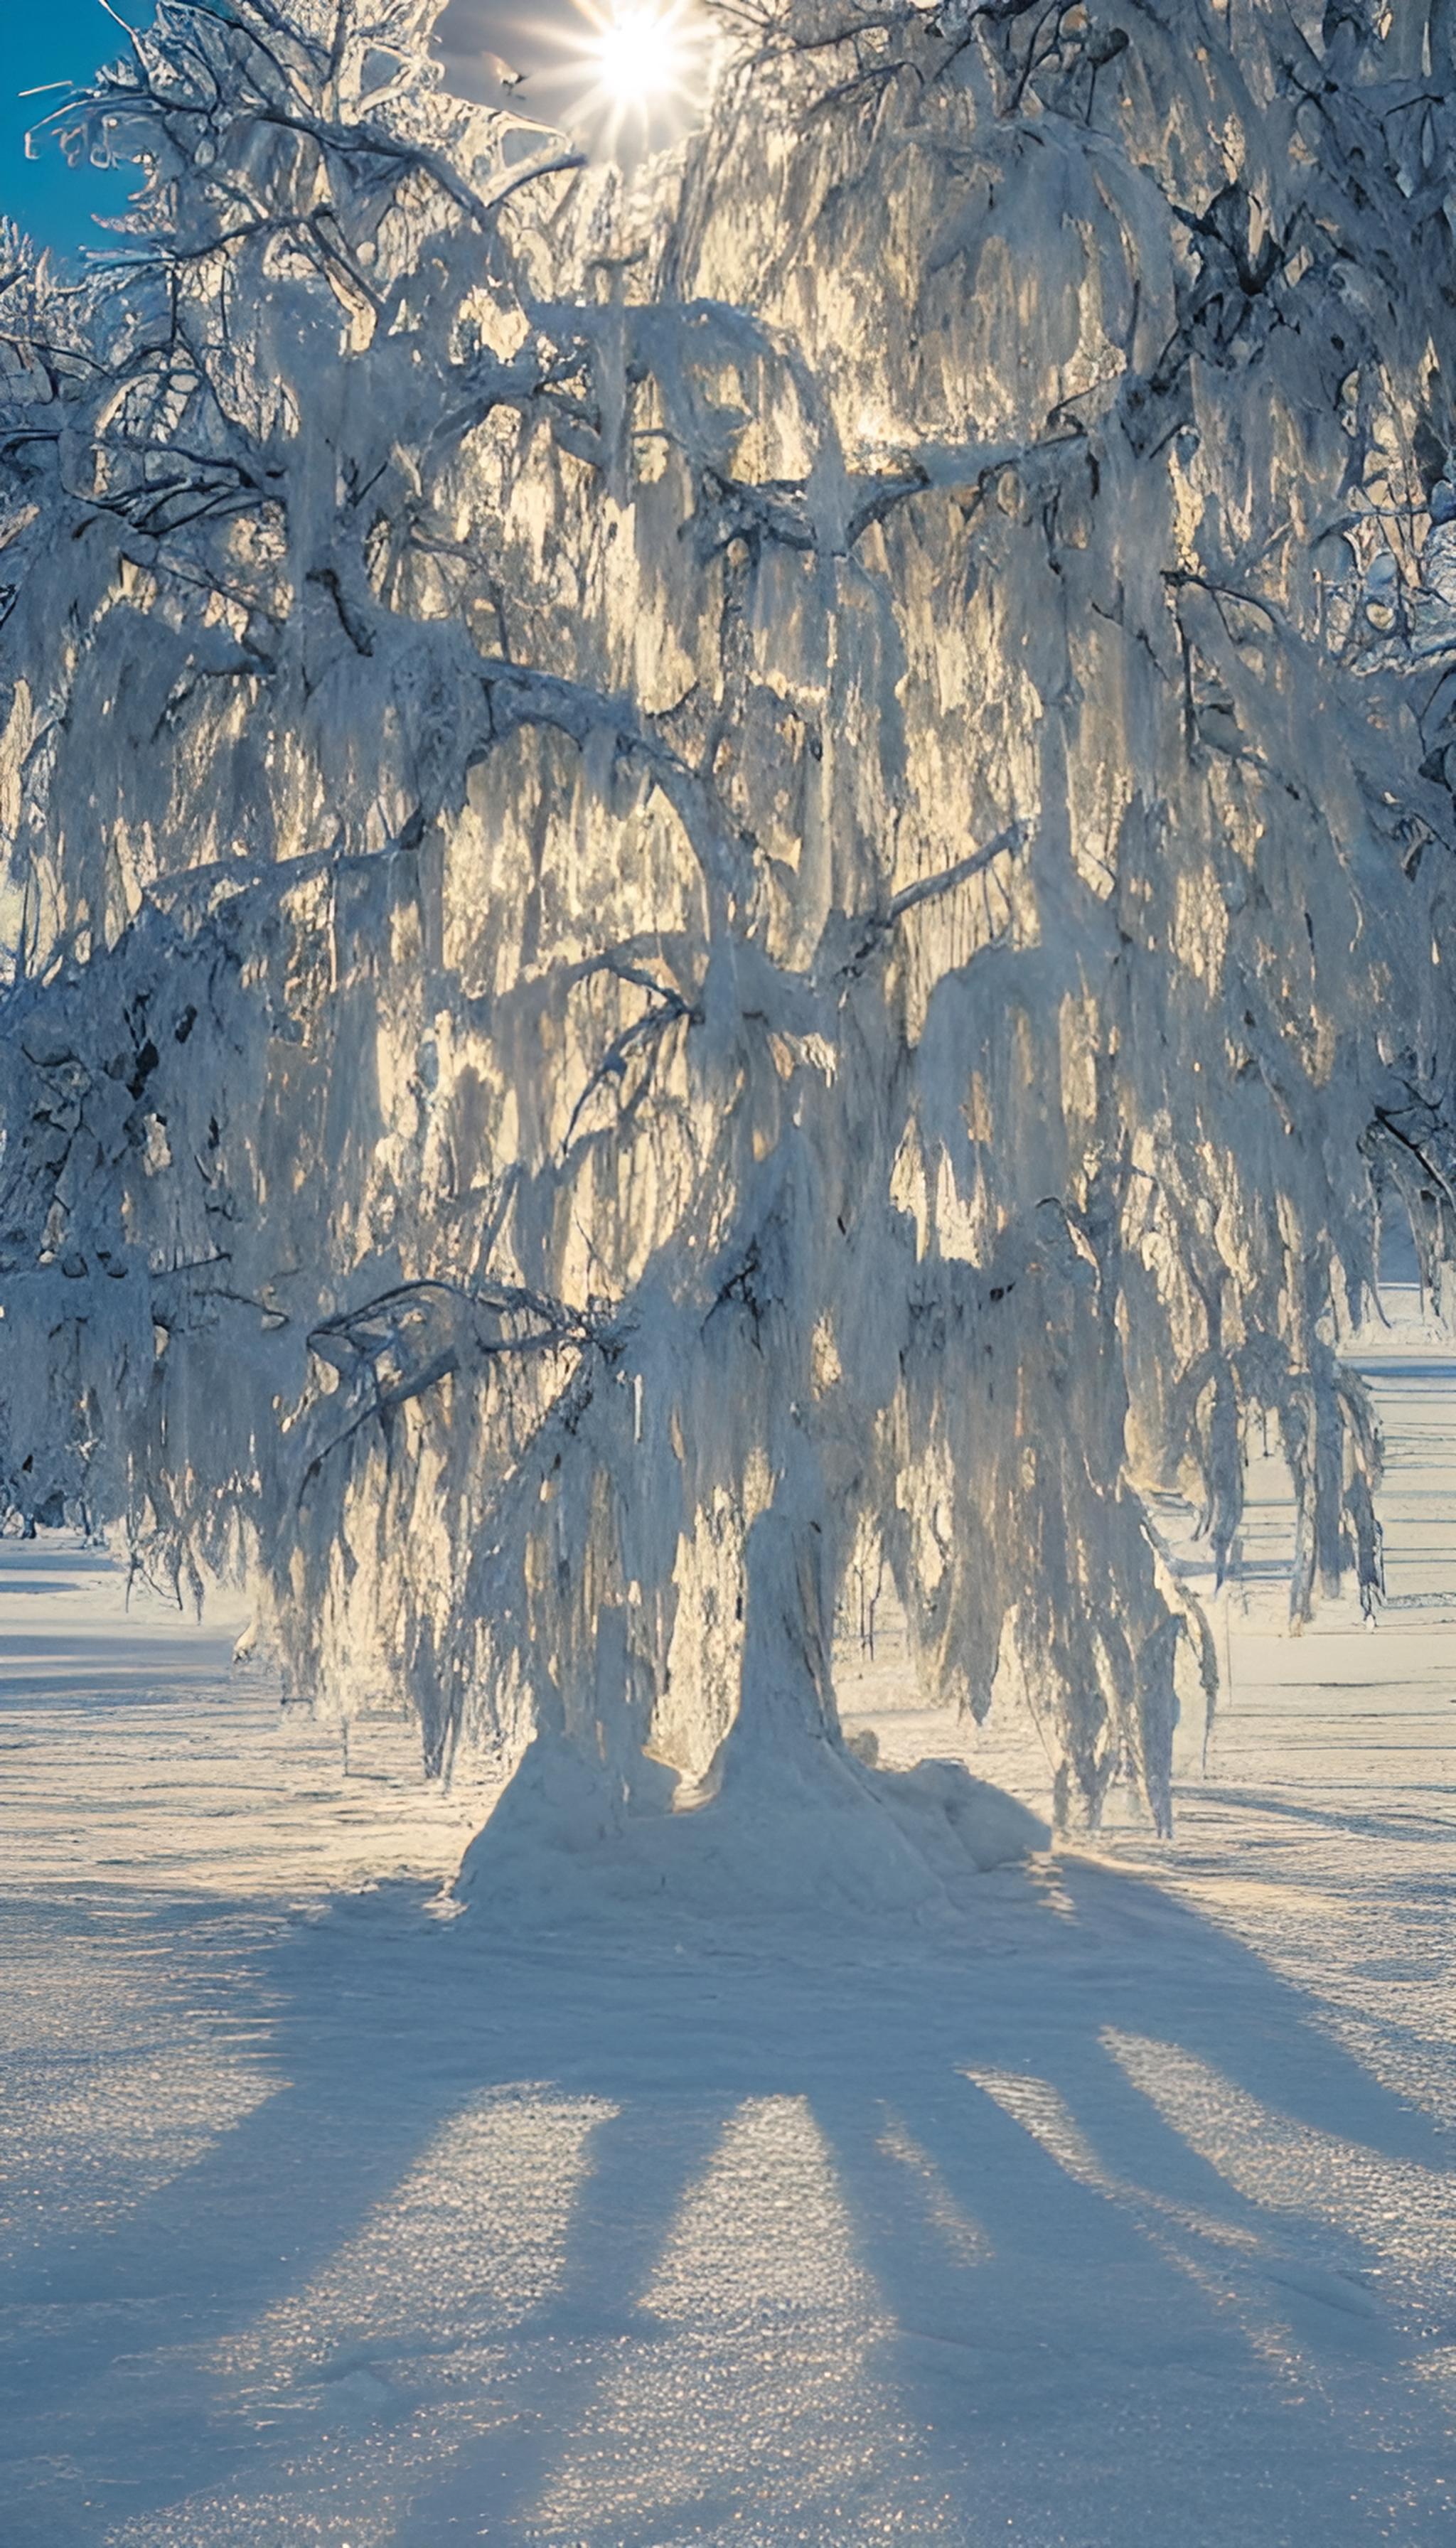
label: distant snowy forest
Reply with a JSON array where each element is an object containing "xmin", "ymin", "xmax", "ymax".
[{"xmin": 2, "ymin": 0, "xmax": 1455, "ymax": 1877}]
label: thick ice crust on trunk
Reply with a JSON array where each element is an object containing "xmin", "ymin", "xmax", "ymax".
[{"xmin": 1, "ymin": 0, "xmax": 1452, "ymax": 1849}]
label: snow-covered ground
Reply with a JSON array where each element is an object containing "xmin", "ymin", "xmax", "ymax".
[{"xmin": 2, "ymin": 1292, "xmax": 1454, "ymax": 2548}]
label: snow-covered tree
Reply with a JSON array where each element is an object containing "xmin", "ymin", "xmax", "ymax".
[{"xmin": 2, "ymin": 0, "xmax": 1454, "ymax": 1888}]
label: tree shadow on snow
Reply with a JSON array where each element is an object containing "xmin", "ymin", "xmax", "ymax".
[{"xmin": 5, "ymin": 1831, "xmax": 1456, "ymax": 2548}]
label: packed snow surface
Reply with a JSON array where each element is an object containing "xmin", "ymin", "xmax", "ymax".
[{"xmin": 2, "ymin": 1290, "xmax": 1453, "ymax": 2546}]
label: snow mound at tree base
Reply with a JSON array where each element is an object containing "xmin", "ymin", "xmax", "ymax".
[{"xmin": 454, "ymin": 1734, "xmax": 1049, "ymax": 1931}]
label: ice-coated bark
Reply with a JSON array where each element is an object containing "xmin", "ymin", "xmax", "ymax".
[{"xmin": 1, "ymin": 0, "xmax": 1453, "ymax": 1855}]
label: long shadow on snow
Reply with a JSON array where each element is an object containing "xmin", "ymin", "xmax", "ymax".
[
  {"xmin": 401, "ymin": 1852, "xmax": 1456, "ymax": 2547},
  {"xmin": 5, "ymin": 1848, "xmax": 1455, "ymax": 2548}
]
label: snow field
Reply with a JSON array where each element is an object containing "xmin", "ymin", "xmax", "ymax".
[{"xmin": 1, "ymin": 1291, "xmax": 1453, "ymax": 2544}]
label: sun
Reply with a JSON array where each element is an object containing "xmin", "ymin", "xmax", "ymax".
[
  {"xmin": 590, "ymin": 6, "xmax": 692, "ymax": 109},
  {"xmin": 526, "ymin": 1, "xmax": 706, "ymax": 153}
]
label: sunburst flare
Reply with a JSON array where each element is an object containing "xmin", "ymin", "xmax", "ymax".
[{"xmin": 526, "ymin": 1, "xmax": 708, "ymax": 157}]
